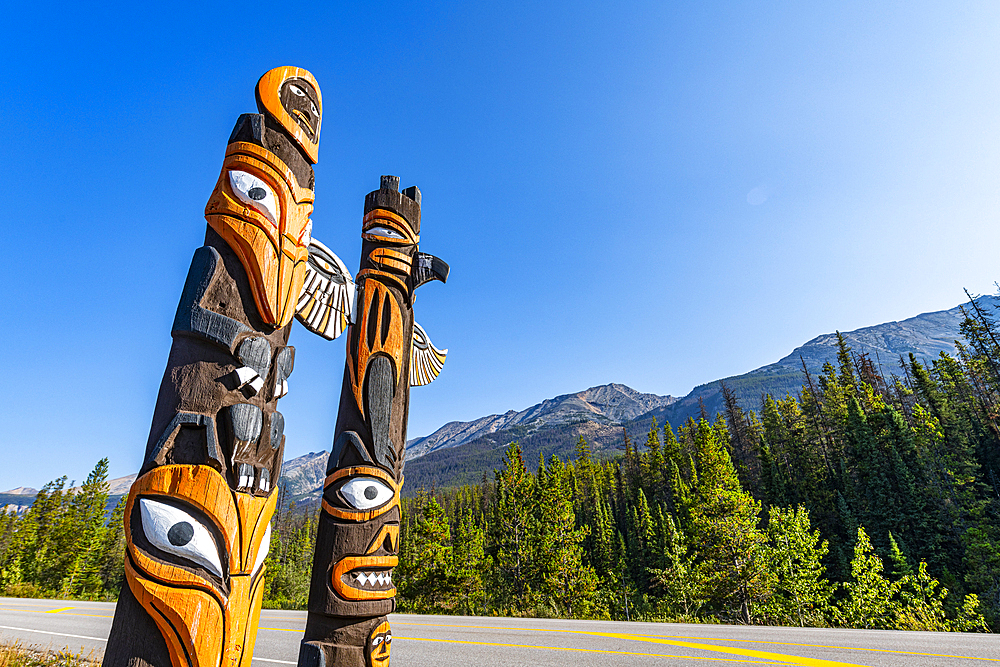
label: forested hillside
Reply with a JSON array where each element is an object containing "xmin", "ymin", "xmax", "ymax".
[{"xmin": 2, "ymin": 298, "xmax": 1000, "ymax": 632}]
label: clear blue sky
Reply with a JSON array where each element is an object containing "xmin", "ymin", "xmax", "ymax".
[{"xmin": 3, "ymin": 1, "xmax": 1000, "ymax": 491}]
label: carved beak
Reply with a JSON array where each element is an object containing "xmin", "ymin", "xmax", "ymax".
[{"xmin": 413, "ymin": 253, "xmax": 449, "ymax": 289}]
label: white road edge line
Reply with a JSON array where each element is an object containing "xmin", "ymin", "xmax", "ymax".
[
  {"xmin": 252, "ymin": 659, "xmax": 295, "ymax": 664},
  {"xmin": 0, "ymin": 625, "xmax": 106, "ymax": 642},
  {"xmin": 0, "ymin": 626, "xmax": 295, "ymax": 665}
]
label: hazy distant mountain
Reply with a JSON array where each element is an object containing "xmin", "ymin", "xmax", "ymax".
[
  {"xmin": 404, "ymin": 296, "xmax": 995, "ymax": 491},
  {"xmin": 1, "ymin": 487, "xmax": 37, "ymax": 495},
  {"xmin": 405, "ymin": 383, "xmax": 677, "ymax": 460}
]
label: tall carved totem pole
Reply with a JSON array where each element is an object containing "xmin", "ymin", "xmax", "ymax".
[
  {"xmin": 297, "ymin": 174, "xmax": 448, "ymax": 667},
  {"xmin": 103, "ymin": 66, "xmax": 449, "ymax": 667}
]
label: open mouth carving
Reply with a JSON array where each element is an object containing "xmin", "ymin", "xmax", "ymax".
[
  {"xmin": 332, "ymin": 555, "xmax": 398, "ymax": 600},
  {"xmin": 349, "ymin": 568, "xmax": 394, "ymax": 590}
]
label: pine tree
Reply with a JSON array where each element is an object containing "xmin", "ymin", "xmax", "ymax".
[
  {"xmin": 895, "ymin": 561, "xmax": 951, "ymax": 631},
  {"xmin": 488, "ymin": 442, "xmax": 534, "ymax": 611},
  {"xmin": 647, "ymin": 513, "xmax": 707, "ymax": 619},
  {"xmin": 399, "ymin": 497, "xmax": 454, "ymax": 613},
  {"xmin": 62, "ymin": 458, "xmax": 111, "ymax": 597},
  {"xmin": 452, "ymin": 506, "xmax": 488, "ymax": 615},
  {"xmin": 688, "ymin": 419, "xmax": 771, "ymax": 623},
  {"xmin": 533, "ymin": 456, "xmax": 598, "ymax": 617}
]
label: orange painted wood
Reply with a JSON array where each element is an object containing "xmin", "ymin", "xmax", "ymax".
[
  {"xmin": 330, "ymin": 555, "xmax": 398, "ymax": 601},
  {"xmin": 255, "ymin": 67, "xmax": 322, "ymax": 164}
]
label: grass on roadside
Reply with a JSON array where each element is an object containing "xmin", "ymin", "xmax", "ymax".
[{"xmin": 0, "ymin": 642, "xmax": 98, "ymax": 667}]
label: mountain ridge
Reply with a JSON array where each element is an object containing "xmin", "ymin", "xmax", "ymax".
[{"xmin": 5, "ymin": 296, "xmax": 993, "ymax": 507}]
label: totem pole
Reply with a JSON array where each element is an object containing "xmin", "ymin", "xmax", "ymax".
[
  {"xmin": 297, "ymin": 176, "xmax": 449, "ymax": 667},
  {"xmin": 102, "ymin": 66, "xmax": 352, "ymax": 667}
]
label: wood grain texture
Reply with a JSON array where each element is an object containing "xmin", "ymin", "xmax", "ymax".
[
  {"xmin": 255, "ymin": 67, "xmax": 322, "ymax": 164},
  {"xmin": 320, "ymin": 467, "xmax": 400, "ymax": 522},
  {"xmin": 361, "ymin": 209, "xmax": 419, "ymax": 244},
  {"xmin": 205, "ymin": 142, "xmax": 313, "ymax": 328},
  {"xmin": 349, "ymin": 281, "xmax": 406, "ymax": 420},
  {"xmin": 121, "ymin": 465, "xmax": 276, "ymax": 667}
]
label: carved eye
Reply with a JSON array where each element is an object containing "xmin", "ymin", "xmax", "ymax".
[
  {"xmin": 229, "ymin": 170, "xmax": 279, "ymax": 225},
  {"xmin": 365, "ymin": 226, "xmax": 405, "ymax": 241},
  {"xmin": 252, "ymin": 522, "xmax": 272, "ymax": 576},
  {"xmin": 140, "ymin": 498, "xmax": 224, "ymax": 577},
  {"xmin": 289, "ymin": 85, "xmax": 306, "ymax": 97},
  {"xmin": 340, "ymin": 477, "xmax": 394, "ymax": 510},
  {"xmin": 311, "ymin": 102, "xmax": 319, "ymax": 116}
]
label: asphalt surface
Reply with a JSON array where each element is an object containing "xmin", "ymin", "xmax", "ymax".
[{"xmin": 0, "ymin": 597, "xmax": 998, "ymax": 666}]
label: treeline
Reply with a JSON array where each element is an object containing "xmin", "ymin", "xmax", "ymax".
[
  {"xmin": 387, "ymin": 295, "xmax": 1000, "ymax": 629},
  {"xmin": 4, "ymin": 296, "xmax": 1000, "ymax": 632}
]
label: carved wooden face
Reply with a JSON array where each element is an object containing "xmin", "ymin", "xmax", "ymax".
[
  {"xmin": 256, "ymin": 66, "xmax": 322, "ymax": 163},
  {"xmin": 205, "ymin": 142, "xmax": 313, "ymax": 328},
  {"xmin": 124, "ymin": 465, "xmax": 275, "ymax": 667},
  {"xmin": 279, "ymin": 78, "xmax": 321, "ymax": 142},
  {"xmin": 321, "ymin": 466, "xmax": 400, "ymax": 607},
  {"xmin": 367, "ymin": 621, "xmax": 392, "ymax": 667}
]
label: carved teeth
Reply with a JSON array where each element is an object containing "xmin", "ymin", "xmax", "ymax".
[{"xmin": 352, "ymin": 570, "xmax": 393, "ymax": 588}]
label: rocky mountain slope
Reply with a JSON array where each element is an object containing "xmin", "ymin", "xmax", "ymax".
[
  {"xmin": 643, "ymin": 295, "xmax": 999, "ymax": 429},
  {"xmin": 405, "ymin": 383, "xmax": 677, "ymax": 460},
  {"xmin": 6, "ymin": 297, "xmax": 993, "ymax": 507}
]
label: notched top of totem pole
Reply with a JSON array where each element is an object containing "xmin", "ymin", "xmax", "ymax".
[
  {"xmin": 364, "ymin": 175, "xmax": 421, "ymax": 234},
  {"xmin": 256, "ymin": 66, "xmax": 322, "ymax": 164}
]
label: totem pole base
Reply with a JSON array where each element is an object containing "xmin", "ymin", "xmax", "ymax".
[
  {"xmin": 103, "ymin": 581, "xmax": 172, "ymax": 667},
  {"xmin": 298, "ymin": 616, "xmax": 388, "ymax": 667}
]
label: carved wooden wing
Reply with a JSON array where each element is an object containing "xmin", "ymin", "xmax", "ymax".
[
  {"xmin": 296, "ymin": 238, "xmax": 356, "ymax": 340},
  {"xmin": 410, "ymin": 322, "xmax": 447, "ymax": 386}
]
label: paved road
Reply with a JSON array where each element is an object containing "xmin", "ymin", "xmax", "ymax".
[{"xmin": 1, "ymin": 597, "xmax": 997, "ymax": 666}]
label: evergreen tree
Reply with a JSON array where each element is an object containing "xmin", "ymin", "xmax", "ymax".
[
  {"xmin": 688, "ymin": 420, "xmax": 771, "ymax": 623},
  {"xmin": 488, "ymin": 443, "xmax": 534, "ymax": 611},
  {"xmin": 399, "ymin": 497, "xmax": 454, "ymax": 613}
]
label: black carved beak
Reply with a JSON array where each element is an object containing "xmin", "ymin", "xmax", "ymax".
[{"xmin": 413, "ymin": 253, "xmax": 449, "ymax": 289}]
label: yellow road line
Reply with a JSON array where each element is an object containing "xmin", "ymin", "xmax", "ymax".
[
  {"xmin": 637, "ymin": 633, "xmax": 1000, "ymax": 663},
  {"xmin": 398, "ymin": 636, "xmax": 777, "ymax": 663},
  {"xmin": 394, "ymin": 621, "xmax": 998, "ymax": 663},
  {"xmin": 44, "ymin": 607, "xmax": 75, "ymax": 613},
  {"xmin": 595, "ymin": 633, "xmax": 861, "ymax": 666}
]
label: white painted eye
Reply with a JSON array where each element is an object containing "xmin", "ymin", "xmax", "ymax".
[
  {"xmin": 372, "ymin": 637, "xmax": 382, "ymax": 646},
  {"xmin": 311, "ymin": 102, "xmax": 319, "ymax": 116},
  {"xmin": 229, "ymin": 170, "xmax": 279, "ymax": 225},
  {"xmin": 140, "ymin": 498, "xmax": 224, "ymax": 577},
  {"xmin": 365, "ymin": 226, "xmax": 405, "ymax": 240},
  {"xmin": 340, "ymin": 477, "xmax": 394, "ymax": 510},
  {"xmin": 385, "ymin": 633, "xmax": 392, "ymax": 643},
  {"xmin": 252, "ymin": 522, "xmax": 272, "ymax": 576},
  {"xmin": 290, "ymin": 85, "xmax": 306, "ymax": 97}
]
